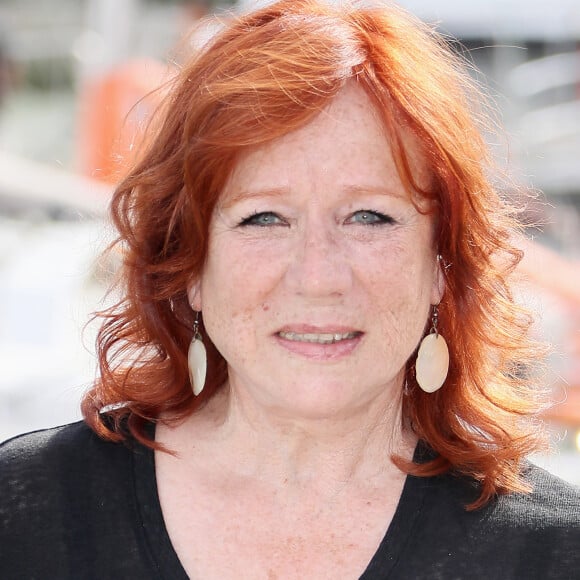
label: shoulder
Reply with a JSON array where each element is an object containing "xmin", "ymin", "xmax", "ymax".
[
  {"xmin": 0, "ymin": 423, "xmax": 161, "ymax": 577},
  {"xmin": 405, "ymin": 464, "xmax": 580, "ymax": 578},
  {"xmin": 493, "ymin": 462, "xmax": 580, "ymax": 528},
  {"xmin": 525, "ymin": 460, "xmax": 580, "ymax": 504},
  {"xmin": 0, "ymin": 422, "xmax": 146, "ymax": 561},
  {"xmin": 485, "ymin": 465, "xmax": 580, "ymax": 576},
  {"xmin": 1, "ymin": 421, "xmax": 89, "ymax": 475},
  {"xmin": 1, "ymin": 420, "xmax": 98, "ymax": 460},
  {"xmin": 431, "ymin": 460, "xmax": 580, "ymax": 523},
  {"xmin": 0, "ymin": 420, "xmax": 142, "ymax": 517},
  {"xmin": 0, "ymin": 420, "xmax": 124, "ymax": 478},
  {"xmin": 424, "ymin": 462, "xmax": 580, "ymax": 552}
]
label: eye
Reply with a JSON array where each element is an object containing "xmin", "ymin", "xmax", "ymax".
[
  {"xmin": 239, "ymin": 211, "xmax": 286, "ymax": 227},
  {"xmin": 345, "ymin": 210, "xmax": 395, "ymax": 226}
]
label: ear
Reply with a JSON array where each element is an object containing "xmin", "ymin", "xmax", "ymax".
[
  {"xmin": 187, "ymin": 279, "xmax": 202, "ymax": 312},
  {"xmin": 431, "ymin": 255, "xmax": 446, "ymax": 305}
]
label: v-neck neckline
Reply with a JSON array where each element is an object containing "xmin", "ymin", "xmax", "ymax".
[
  {"xmin": 133, "ymin": 424, "xmax": 434, "ymax": 580},
  {"xmin": 359, "ymin": 467, "xmax": 433, "ymax": 578}
]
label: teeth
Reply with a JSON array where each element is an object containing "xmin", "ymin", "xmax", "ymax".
[{"xmin": 278, "ymin": 331, "xmax": 358, "ymax": 344}]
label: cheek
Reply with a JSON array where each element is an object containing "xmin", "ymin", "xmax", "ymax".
[
  {"xmin": 373, "ymin": 276, "xmax": 428, "ymax": 331},
  {"xmin": 362, "ymin": 243, "xmax": 434, "ymax": 342},
  {"xmin": 372, "ymin": 290, "xmax": 430, "ymax": 367},
  {"xmin": 200, "ymin": 265, "xmax": 257, "ymax": 367},
  {"xmin": 208, "ymin": 233, "xmax": 291, "ymax": 291},
  {"xmin": 200, "ymin": 244, "xmax": 283, "ymax": 334}
]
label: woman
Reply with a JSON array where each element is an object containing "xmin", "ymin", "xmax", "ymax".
[{"xmin": 1, "ymin": 1, "xmax": 579, "ymax": 578}]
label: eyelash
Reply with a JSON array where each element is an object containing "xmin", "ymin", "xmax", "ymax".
[
  {"xmin": 237, "ymin": 209, "xmax": 395, "ymax": 227},
  {"xmin": 238, "ymin": 212, "xmax": 285, "ymax": 227},
  {"xmin": 346, "ymin": 210, "xmax": 395, "ymax": 226}
]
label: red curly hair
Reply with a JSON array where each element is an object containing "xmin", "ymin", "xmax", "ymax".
[{"xmin": 82, "ymin": 0, "xmax": 547, "ymax": 509}]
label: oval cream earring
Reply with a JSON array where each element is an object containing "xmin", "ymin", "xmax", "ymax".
[
  {"xmin": 188, "ymin": 311, "xmax": 207, "ymax": 396},
  {"xmin": 416, "ymin": 304, "xmax": 449, "ymax": 393}
]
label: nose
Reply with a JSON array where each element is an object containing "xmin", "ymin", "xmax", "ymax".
[{"xmin": 284, "ymin": 217, "xmax": 353, "ymax": 299}]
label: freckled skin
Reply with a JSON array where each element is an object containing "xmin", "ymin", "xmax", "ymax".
[{"xmin": 188, "ymin": 82, "xmax": 444, "ymax": 421}]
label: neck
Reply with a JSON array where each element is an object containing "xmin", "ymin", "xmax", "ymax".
[{"xmin": 176, "ymin": 379, "xmax": 417, "ymax": 491}]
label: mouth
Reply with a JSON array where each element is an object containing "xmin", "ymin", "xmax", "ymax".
[{"xmin": 277, "ymin": 331, "xmax": 361, "ymax": 344}]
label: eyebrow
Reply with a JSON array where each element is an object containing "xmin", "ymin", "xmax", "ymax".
[
  {"xmin": 342, "ymin": 184, "xmax": 409, "ymax": 200},
  {"xmin": 219, "ymin": 183, "xmax": 409, "ymax": 208},
  {"xmin": 219, "ymin": 187, "xmax": 290, "ymax": 208}
]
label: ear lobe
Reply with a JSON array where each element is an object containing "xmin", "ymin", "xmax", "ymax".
[
  {"xmin": 187, "ymin": 281, "xmax": 202, "ymax": 311},
  {"xmin": 432, "ymin": 255, "xmax": 446, "ymax": 305}
]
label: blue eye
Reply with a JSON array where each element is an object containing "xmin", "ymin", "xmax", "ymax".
[
  {"xmin": 239, "ymin": 212, "xmax": 285, "ymax": 227},
  {"xmin": 347, "ymin": 210, "xmax": 394, "ymax": 225}
]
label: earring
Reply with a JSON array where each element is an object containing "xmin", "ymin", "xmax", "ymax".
[
  {"xmin": 416, "ymin": 304, "xmax": 449, "ymax": 393},
  {"xmin": 188, "ymin": 311, "xmax": 207, "ymax": 396}
]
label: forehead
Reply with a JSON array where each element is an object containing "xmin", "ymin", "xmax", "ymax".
[{"xmin": 220, "ymin": 82, "xmax": 431, "ymax": 203}]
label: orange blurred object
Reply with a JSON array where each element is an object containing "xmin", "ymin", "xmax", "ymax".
[{"xmin": 77, "ymin": 58, "xmax": 172, "ymax": 183}]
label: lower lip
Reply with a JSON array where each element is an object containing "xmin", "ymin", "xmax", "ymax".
[{"xmin": 274, "ymin": 333, "xmax": 362, "ymax": 361}]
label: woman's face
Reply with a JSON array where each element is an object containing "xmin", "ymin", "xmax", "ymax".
[{"xmin": 189, "ymin": 83, "xmax": 444, "ymax": 420}]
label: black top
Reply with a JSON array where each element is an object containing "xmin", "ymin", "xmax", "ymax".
[{"xmin": 1, "ymin": 421, "xmax": 579, "ymax": 579}]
